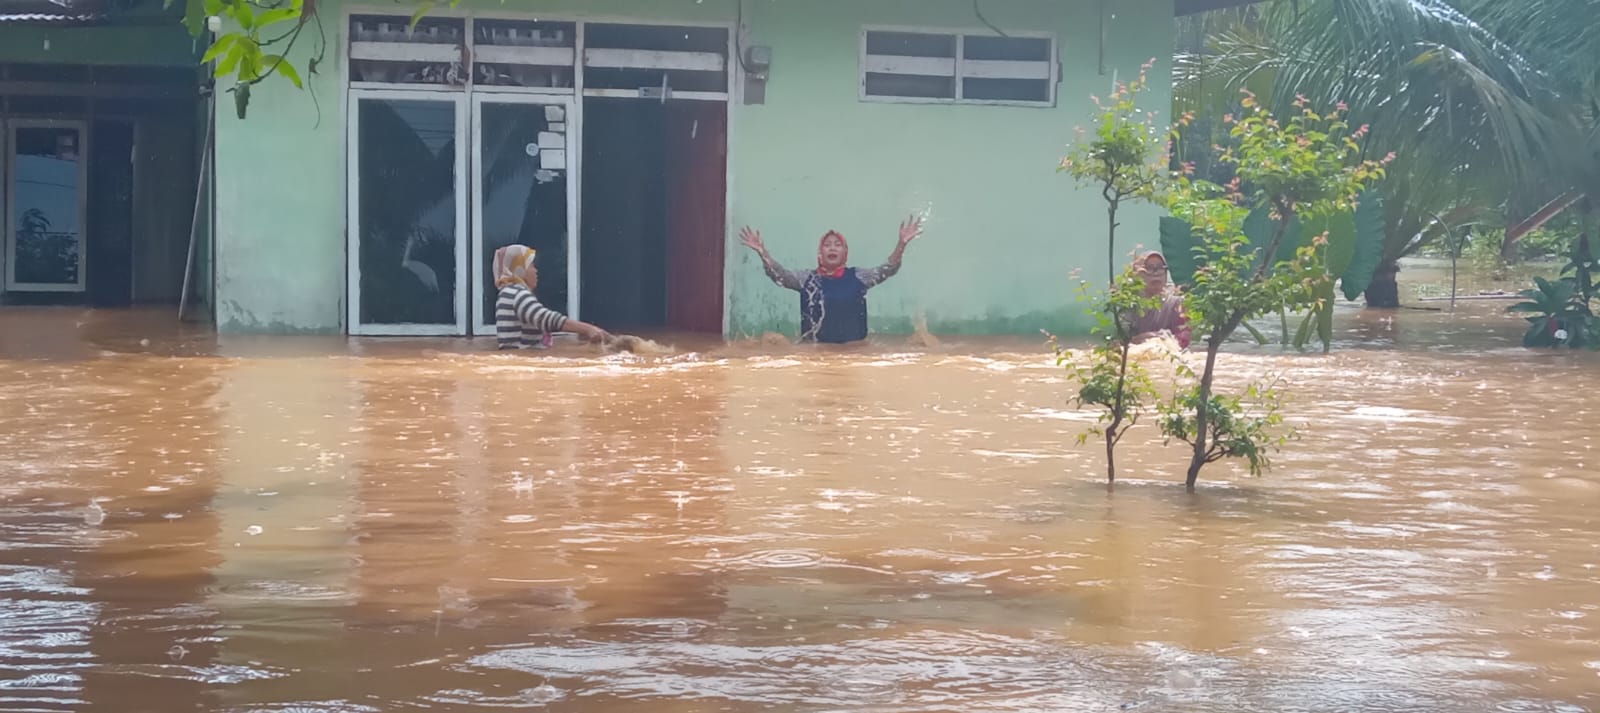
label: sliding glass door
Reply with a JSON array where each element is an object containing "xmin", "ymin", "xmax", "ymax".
[
  {"xmin": 469, "ymin": 94, "xmax": 577, "ymax": 336},
  {"xmin": 346, "ymin": 91, "xmax": 468, "ymax": 336}
]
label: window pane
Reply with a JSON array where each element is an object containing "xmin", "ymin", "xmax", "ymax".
[
  {"xmin": 11, "ymin": 126, "xmax": 83, "ymax": 286},
  {"xmin": 356, "ymin": 98, "xmax": 459, "ymax": 326},
  {"xmin": 963, "ymin": 77, "xmax": 1051, "ymax": 103},
  {"xmin": 865, "ymin": 73, "xmax": 956, "ymax": 99},
  {"xmin": 865, "ymin": 31, "xmax": 956, "ymax": 58},
  {"xmin": 963, "ymin": 35, "xmax": 1051, "ymax": 62}
]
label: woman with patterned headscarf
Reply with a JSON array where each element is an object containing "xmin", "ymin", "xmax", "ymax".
[
  {"xmin": 1128, "ymin": 251, "xmax": 1191, "ymax": 349},
  {"xmin": 738, "ymin": 216, "xmax": 924, "ymax": 344},
  {"xmin": 492, "ymin": 245, "xmax": 609, "ymax": 350}
]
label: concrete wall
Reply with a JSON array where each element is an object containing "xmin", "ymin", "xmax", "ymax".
[
  {"xmin": 730, "ymin": 0, "xmax": 1173, "ymax": 338},
  {"xmin": 213, "ymin": 0, "xmax": 1174, "ymax": 335}
]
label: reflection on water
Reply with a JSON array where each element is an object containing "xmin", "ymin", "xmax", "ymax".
[{"xmin": 1, "ymin": 292, "xmax": 1598, "ymax": 712}]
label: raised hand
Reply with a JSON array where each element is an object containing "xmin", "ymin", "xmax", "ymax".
[
  {"xmin": 898, "ymin": 214, "xmax": 925, "ymax": 247},
  {"xmin": 739, "ymin": 226, "xmax": 767, "ymax": 253}
]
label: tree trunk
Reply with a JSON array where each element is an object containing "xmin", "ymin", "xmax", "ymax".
[
  {"xmin": 1107, "ymin": 200, "xmax": 1119, "ymax": 286},
  {"xmin": 1104, "ymin": 430, "xmax": 1116, "ymax": 486},
  {"xmin": 1364, "ymin": 260, "xmax": 1401, "ymax": 309},
  {"xmin": 1185, "ymin": 341, "xmax": 1222, "ymax": 491}
]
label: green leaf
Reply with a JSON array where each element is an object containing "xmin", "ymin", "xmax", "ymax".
[
  {"xmin": 234, "ymin": 0, "xmax": 254, "ymax": 30},
  {"xmin": 1317, "ymin": 211, "xmax": 1358, "ymax": 278},
  {"xmin": 203, "ymin": 0, "xmax": 221, "ymax": 16},
  {"xmin": 1523, "ymin": 318, "xmax": 1553, "ymax": 348},
  {"xmin": 233, "ymin": 81, "xmax": 251, "ymax": 120},
  {"xmin": 1159, "ymin": 216, "xmax": 1199, "ymax": 286},
  {"xmin": 268, "ymin": 55, "xmax": 303, "ymax": 88},
  {"xmin": 1315, "ymin": 282, "xmax": 1335, "ymax": 351},
  {"xmin": 239, "ymin": 42, "xmax": 263, "ymax": 81},
  {"xmin": 409, "ymin": 1, "xmax": 434, "ymax": 29},
  {"xmin": 1241, "ymin": 320, "xmax": 1270, "ymax": 345},
  {"xmin": 1340, "ymin": 189, "xmax": 1385, "ymax": 301},
  {"xmin": 201, "ymin": 34, "xmax": 236, "ymax": 63},
  {"xmin": 182, "ymin": 0, "xmax": 207, "ymax": 36},
  {"xmin": 256, "ymin": 7, "xmax": 297, "ymax": 26},
  {"xmin": 1292, "ymin": 310, "xmax": 1315, "ymax": 349},
  {"xmin": 1243, "ymin": 206, "xmax": 1305, "ymax": 274},
  {"xmin": 214, "ymin": 42, "xmax": 245, "ymax": 76}
]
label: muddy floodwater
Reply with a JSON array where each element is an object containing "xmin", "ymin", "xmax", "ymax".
[{"xmin": 3, "ymin": 271, "xmax": 1599, "ymax": 711}]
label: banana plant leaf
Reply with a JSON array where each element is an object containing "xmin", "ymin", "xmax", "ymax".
[
  {"xmin": 1291, "ymin": 309, "xmax": 1316, "ymax": 349},
  {"xmin": 1160, "ymin": 207, "xmax": 1305, "ymax": 287},
  {"xmin": 1160, "ymin": 216, "xmax": 1201, "ymax": 287},
  {"xmin": 1340, "ymin": 189, "xmax": 1386, "ymax": 301},
  {"xmin": 1243, "ymin": 207, "xmax": 1306, "ymax": 273},
  {"xmin": 1241, "ymin": 320, "xmax": 1270, "ymax": 345},
  {"xmin": 1315, "ymin": 211, "xmax": 1358, "ymax": 278}
]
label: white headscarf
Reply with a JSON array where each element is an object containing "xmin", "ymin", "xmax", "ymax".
[{"xmin": 492, "ymin": 245, "xmax": 536, "ymax": 289}]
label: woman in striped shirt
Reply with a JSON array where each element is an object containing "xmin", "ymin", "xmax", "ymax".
[{"xmin": 493, "ymin": 245, "xmax": 609, "ymax": 350}]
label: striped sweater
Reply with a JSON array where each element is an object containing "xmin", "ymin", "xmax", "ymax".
[{"xmin": 495, "ymin": 284, "xmax": 569, "ymax": 350}]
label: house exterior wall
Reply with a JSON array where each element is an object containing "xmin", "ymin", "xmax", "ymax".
[
  {"xmin": 211, "ymin": 0, "xmax": 1174, "ymax": 336},
  {"xmin": 0, "ymin": 24, "xmax": 197, "ymax": 66}
]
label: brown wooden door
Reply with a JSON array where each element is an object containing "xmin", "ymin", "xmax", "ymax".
[{"xmin": 664, "ymin": 102, "xmax": 727, "ymax": 334}]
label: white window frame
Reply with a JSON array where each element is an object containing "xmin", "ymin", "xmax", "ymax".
[
  {"xmin": 4, "ymin": 118, "xmax": 90, "ymax": 293},
  {"xmin": 345, "ymin": 88, "xmax": 471, "ymax": 336},
  {"xmin": 858, "ymin": 25, "xmax": 1058, "ymax": 108},
  {"xmin": 468, "ymin": 92, "xmax": 579, "ymax": 336}
]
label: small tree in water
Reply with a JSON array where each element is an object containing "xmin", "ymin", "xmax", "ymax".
[
  {"xmin": 1056, "ymin": 59, "xmax": 1186, "ymax": 483},
  {"xmin": 1162, "ymin": 94, "xmax": 1388, "ymax": 489},
  {"xmin": 1052, "ymin": 265, "xmax": 1171, "ymax": 485},
  {"xmin": 1059, "ymin": 58, "xmax": 1172, "ymax": 285}
]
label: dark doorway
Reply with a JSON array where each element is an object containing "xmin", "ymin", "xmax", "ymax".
[
  {"xmin": 88, "ymin": 120, "xmax": 135, "ymax": 307},
  {"xmin": 580, "ymin": 98, "xmax": 726, "ymax": 333}
]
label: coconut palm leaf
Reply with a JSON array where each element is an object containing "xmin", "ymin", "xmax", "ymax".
[{"xmin": 1177, "ymin": 0, "xmax": 1592, "ymax": 240}]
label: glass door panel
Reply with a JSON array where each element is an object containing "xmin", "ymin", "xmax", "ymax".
[
  {"xmin": 470, "ymin": 95, "xmax": 576, "ymax": 336},
  {"xmin": 348, "ymin": 93, "xmax": 468, "ymax": 335},
  {"xmin": 6, "ymin": 122, "xmax": 87, "ymax": 292}
]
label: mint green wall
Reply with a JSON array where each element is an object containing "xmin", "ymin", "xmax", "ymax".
[
  {"xmin": 212, "ymin": 29, "xmax": 343, "ymax": 333},
  {"xmin": 729, "ymin": 0, "xmax": 1173, "ymax": 338},
  {"xmin": 213, "ymin": 0, "xmax": 1173, "ymax": 335},
  {"xmin": 0, "ymin": 24, "xmax": 198, "ymax": 66}
]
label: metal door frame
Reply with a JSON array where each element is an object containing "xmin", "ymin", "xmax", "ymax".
[
  {"xmin": 5, "ymin": 118, "xmax": 89, "ymax": 292},
  {"xmin": 469, "ymin": 91, "xmax": 578, "ymax": 336},
  {"xmin": 345, "ymin": 88, "xmax": 470, "ymax": 336}
]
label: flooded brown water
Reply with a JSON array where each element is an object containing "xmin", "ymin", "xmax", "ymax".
[{"xmin": 3, "ymin": 269, "xmax": 1599, "ymax": 712}]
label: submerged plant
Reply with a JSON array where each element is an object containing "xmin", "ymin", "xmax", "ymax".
[
  {"xmin": 1053, "ymin": 265, "xmax": 1172, "ymax": 485},
  {"xmin": 1510, "ymin": 224, "xmax": 1598, "ymax": 348},
  {"xmin": 1162, "ymin": 95, "xmax": 1386, "ymax": 489}
]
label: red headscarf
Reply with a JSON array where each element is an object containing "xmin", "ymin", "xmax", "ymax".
[{"xmin": 817, "ymin": 231, "xmax": 848, "ymax": 278}]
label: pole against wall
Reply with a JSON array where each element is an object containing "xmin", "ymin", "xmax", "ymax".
[
  {"xmin": 178, "ymin": 90, "xmax": 214, "ymax": 323},
  {"xmin": 1097, "ymin": 0, "xmax": 1107, "ymax": 76}
]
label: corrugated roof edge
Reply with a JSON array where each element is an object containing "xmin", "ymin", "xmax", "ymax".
[{"xmin": 0, "ymin": 11, "xmax": 100, "ymax": 22}]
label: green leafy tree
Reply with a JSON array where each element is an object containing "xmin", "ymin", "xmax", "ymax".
[
  {"xmin": 1162, "ymin": 95, "xmax": 1387, "ymax": 489},
  {"xmin": 1060, "ymin": 59, "xmax": 1176, "ymax": 285},
  {"xmin": 171, "ymin": 0, "xmax": 326, "ymax": 118},
  {"xmin": 1052, "ymin": 266, "xmax": 1171, "ymax": 485},
  {"xmin": 1174, "ymin": 0, "xmax": 1597, "ymax": 303}
]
